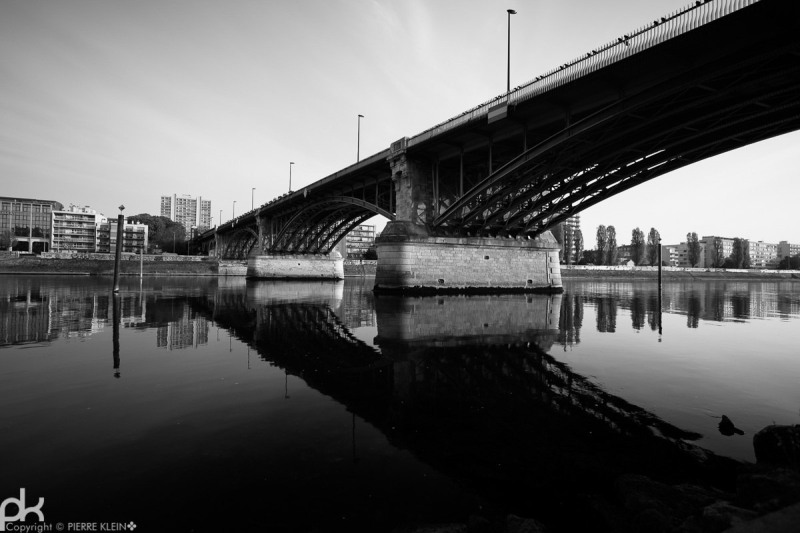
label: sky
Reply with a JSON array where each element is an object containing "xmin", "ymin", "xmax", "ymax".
[{"xmin": 1, "ymin": 0, "xmax": 797, "ymax": 247}]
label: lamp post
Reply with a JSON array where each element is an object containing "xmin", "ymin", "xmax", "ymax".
[
  {"xmin": 507, "ymin": 9, "xmax": 517, "ymax": 94},
  {"xmin": 232, "ymin": 200, "xmax": 236, "ymax": 219},
  {"xmin": 219, "ymin": 209, "xmax": 222, "ymax": 228},
  {"xmin": 357, "ymin": 114, "xmax": 364, "ymax": 162},
  {"xmin": 251, "ymin": 187, "xmax": 255, "ymax": 210},
  {"xmin": 289, "ymin": 162, "xmax": 295, "ymax": 192}
]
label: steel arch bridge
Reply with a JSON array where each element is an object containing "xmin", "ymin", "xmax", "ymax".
[{"xmin": 199, "ymin": 0, "xmax": 800, "ymax": 259}]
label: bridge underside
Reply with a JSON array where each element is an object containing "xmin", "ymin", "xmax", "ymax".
[
  {"xmin": 425, "ymin": 3, "xmax": 800, "ymax": 236},
  {"xmin": 204, "ymin": 0, "xmax": 800, "ymax": 292}
]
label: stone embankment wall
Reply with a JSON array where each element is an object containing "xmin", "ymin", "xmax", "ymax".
[
  {"xmin": 343, "ymin": 260, "xmax": 377, "ymax": 276},
  {"xmin": 561, "ymin": 265, "xmax": 800, "ymax": 280},
  {"xmin": 0, "ymin": 255, "xmax": 218, "ymax": 276}
]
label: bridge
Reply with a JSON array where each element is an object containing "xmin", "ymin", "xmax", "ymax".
[{"xmin": 198, "ymin": 0, "xmax": 800, "ymax": 291}]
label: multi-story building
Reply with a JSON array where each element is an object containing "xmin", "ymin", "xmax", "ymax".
[
  {"xmin": 676, "ymin": 241, "xmax": 707, "ymax": 267},
  {"xmin": 97, "ymin": 219, "xmax": 148, "ymax": 254},
  {"xmin": 562, "ymin": 215, "xmax": 582, "ymax": 262},
  {"xmin": 700, "ymin": 236, "xmax": 734, "ymax": 267},
  {"xmin": 778, "ymin": 241, "xmax": 800, "ymax": 260},
  {"xmin": 160, "ymin": 194, "xmax": 211, "ymax": 232},
  {"xmin": 749, "ymin": 241, "xmax": 778, "ymax": 268},
  {"xmin": 0, "ymin": 196, "xmax": 63, "ymax": 253},
  {"xmin": 661, "ymin": 245, "xmax": 680, "ymax": 266},
  {"xmin": 51, "ymin": 206, "xmax": 105, "ymax": 253},
  {"xmin": 345, "ymin": 225, "xmax": 376, "ymax": 258}
]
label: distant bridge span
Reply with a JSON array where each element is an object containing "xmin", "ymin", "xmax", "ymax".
[{"xmin": 199, "ymin": 0, "xmax": 800, "ymax": 290}]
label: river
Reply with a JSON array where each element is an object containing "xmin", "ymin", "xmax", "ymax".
[{"xmin": 1, "ymin": 275, "xmax": 799, "ymax": 532}]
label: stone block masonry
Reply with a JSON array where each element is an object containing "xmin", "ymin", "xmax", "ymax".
[
  {"xmin": 247, "ymin": 253, "xmax": 344, "ymax": 279},
  {"xmin": 374, "ymin": 222, "xmax": 562, "ymax": 293}
]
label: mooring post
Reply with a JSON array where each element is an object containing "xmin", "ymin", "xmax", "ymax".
[
  {"xmin": 658, "ymin": 238, "xmax": 663, "ymax": 338},
  {"xmin": 112, "ymin": 205, "xmax": 125, "ymax": 293}
]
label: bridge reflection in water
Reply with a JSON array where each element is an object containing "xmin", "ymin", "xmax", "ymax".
[
  {"xmin": 7, "ymin": 277, "xmax": 788, "ymax": 531},
  {"xmin": 182, "ymin": 279, "xmax": 729, "ymax": 528}
]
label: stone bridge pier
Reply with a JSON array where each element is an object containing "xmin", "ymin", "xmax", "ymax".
[{"xmin": 374, "ymin": 139, "xmax": 562, "ymax": 293}]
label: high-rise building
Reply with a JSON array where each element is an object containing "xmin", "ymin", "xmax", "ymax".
[
  {"xmin": 1, "ymin": 196, "xmax": 63, "ymax": 253},
  {"xmin": 160, "ymin": 194, "xmax": 211, "ymax": 232},
  {"xmin": 562, "ymin": 215, "xmax": 582, "ymax": 263}
]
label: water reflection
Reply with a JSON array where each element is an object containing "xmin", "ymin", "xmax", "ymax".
[{"xmin": 2, "ymin": 276, "xmax": 799, "ymax": 531}]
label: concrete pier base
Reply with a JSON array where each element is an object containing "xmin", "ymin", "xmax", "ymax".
[
  {"xmin": 374, "ymin": 222, "xmax": 562, "ymax": 293},
  {"xmin": 247, "ymin": 251, "xmax": 344, "ymax": 279}
]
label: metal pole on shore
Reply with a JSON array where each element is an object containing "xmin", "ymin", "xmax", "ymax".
[{"xmin": 112, "ymin": 206, "xmax": 124, "ymax": 293}]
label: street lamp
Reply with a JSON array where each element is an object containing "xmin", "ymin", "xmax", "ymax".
[
  {"xmin": 357, "ymin": 114, "xmax": 364, "ymax": 162},
  {"xmin": 289, "ymin": 162, "xmax": 295, "ymax": 192},
  {"xmin": 219, "ymin": 209, "xmax": 222, "ymax": 227},
  {"xmin": 232, "ymin": 200, "xmax": 236, "ymax": 219},
  {"xmin": 507, "ymin": 9, "xmax": 517, "ymax": 94},
  {"xmin": 251, "ymin": 187, "xmax": 255, "ymax": 210}
]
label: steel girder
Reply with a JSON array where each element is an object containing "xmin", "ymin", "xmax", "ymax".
[
  {"xmin": 431, "ymin": 36, "xmax": 800, "ymax": 238},
  {"xmin": 269, "ymin": 196, "xmax": 394, "ymax": 254},
  {"xmin": 219, "ymin": 227, "xmax": 259, "ymax": 259}
]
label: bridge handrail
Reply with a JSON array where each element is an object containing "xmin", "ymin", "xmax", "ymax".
[{"xmin": 407, "ymin": 0, "xmax": 759, "ymax": 148}]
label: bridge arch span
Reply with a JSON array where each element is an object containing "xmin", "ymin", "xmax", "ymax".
[{"xmin": 268, "ymin": 196, "xmax": 394, "ymax": 255}]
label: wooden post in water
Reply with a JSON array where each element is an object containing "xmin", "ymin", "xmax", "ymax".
[
  {"xmin": 112, "ymin": 206, "xmax": 125, "ymax": 293},
  {"xmin": 658, "ymin": 238, "xmax": 663, "ymax": 338}
]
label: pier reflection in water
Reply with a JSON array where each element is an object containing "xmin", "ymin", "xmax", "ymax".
[{"xmin": 1, "ymin": 276, "xmax": 799, "ymax": 531}]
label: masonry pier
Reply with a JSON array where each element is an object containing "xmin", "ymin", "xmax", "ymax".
[
  {"xmin": 247, "ymin": 252, "xmax": 344, "ymax": 279},
  {"xmin": 374, "ymin": 222, "xmax": 562, "ymax": 293}
]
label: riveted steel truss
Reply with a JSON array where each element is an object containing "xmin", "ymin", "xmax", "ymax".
[
  {"xmin": 431, "ymin": 37, "xmax": 800, "ymax": 238},
  {"xmin": 269, "ymin": 196, "xmax": 393, "ymax": 254}
]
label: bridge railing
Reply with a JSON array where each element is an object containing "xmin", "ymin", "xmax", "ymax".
[{"xmin": 407, "ymin": 0, "xmax": 759, "ymax": 148}]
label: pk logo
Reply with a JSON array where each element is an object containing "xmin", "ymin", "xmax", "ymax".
[{"xmin": 0, "ymin": 489, "xmax": 45, "ymax": 531}]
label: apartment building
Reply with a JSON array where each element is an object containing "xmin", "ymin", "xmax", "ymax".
[
  {"xmin": 346, "ymin": 225, "xmax": 376, "ymax": 258},
  {"xmin": 97, "ymin": 220, "xmax": 149, "ymax": 254},
  {"xmin": 160, "ymin": 194, "xmax": 212, "ymax": 232},
  {"xmin": 52, "ymin": 206, "xmax": 105, "ymax": 253}
]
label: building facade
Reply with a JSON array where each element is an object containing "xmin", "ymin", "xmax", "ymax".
[
  {"xmin": 749, "ymin": 241, "xmax": 778, "ymax": 268},
  {"xmin": 97, "ymin": 220, "xmax": 149, "ymax": 254},
  {"xmin": 160, "ymin": 194, "xmax": 212, "ymax": 232},
  {"xmin": 0, "ymin": 196, "xmax": 63, "ymax": 252},
  {"xmin": 52, "ymin": 206, "xmax": 105, "ymax": 253},
  {"xmin": 778, "ymin": 241, "xmax": 800, "ymax": 260},
  {"xmin": 661, "ymin": 245, "xmax": 680, "ymax": 266},
  {"xmin": 345, "ymin": 225, "xmax": 376, "ymax": 258}
]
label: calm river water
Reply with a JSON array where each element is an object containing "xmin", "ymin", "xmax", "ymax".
[{"xmin": 1, "ymin": 275, "xmax": 799, "ymax": 532}]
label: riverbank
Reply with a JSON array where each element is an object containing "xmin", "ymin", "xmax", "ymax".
[
  {"xmin": 0, "ymin": 255, "xmax": 220, "ymax": 276},
  {"xmin": 3, "ymin": 255, "xmax": 798, "ymax": 281},
  {"xmin": 561, "ymin": 265, "xmax": 800, "ymax": 281}
]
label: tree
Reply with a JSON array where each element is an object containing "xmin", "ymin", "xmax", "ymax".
[
  {"xmin": 730, "ymin": 238, "xmax": 751, "ymax": 269},
  {"xmin": 711, "ymin": 237, "xmax": 725, "ymax": 268},
  {"xmin": 630, "ymin": 227, "xmax": 646, "ymax": 265},
  {"xmin": 596, "ymin": 225, "xmax": 607, "ymax": 266},
  {"xmin": 0, "ymin": 229, "xmax": 18, "ymax": 251},
  {"xmin": 687, "ymin": 232, "xmax": 701, "ymax": 267},
  {"xmin": 574, "ymin": 229, "xmax": 584, "ymax": 265},
  {"xmin": 129, "ymin": 213, "xmax": 186, "ymax": 253},
  {"xmin": 646, "ymin": 228, "xmax": 660, "ymax": 266},
  {"xmin": 606, "ymin": 226, "xmax": 618, "ymax": 265},
  {"xmin": 363, "ymin": 245, "xmax": 378, "ymax": 260}
]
